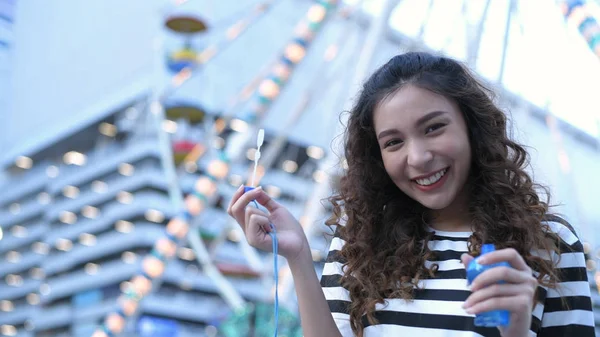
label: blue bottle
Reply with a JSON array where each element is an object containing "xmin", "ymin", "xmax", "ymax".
[{"xmin": 466, "ymin": 244, "xmax": 511, "ymax": 327}]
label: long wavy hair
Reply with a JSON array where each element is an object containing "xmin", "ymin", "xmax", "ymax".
[{"xmin": 327, "ymin": 52, "xmax": 565, "ymax": 336}]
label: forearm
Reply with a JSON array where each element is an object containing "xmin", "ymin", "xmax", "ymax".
[{"xmin": 288, "ymin": 243, "xmax": 343, "ymax": 337}]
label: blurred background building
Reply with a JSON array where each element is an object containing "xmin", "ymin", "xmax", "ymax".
[
  {"xmin": 0, "ymin": 0, "xmax": 599, "ymax": 336},
  {"xmin": 0, "ymin": 0, "xmax": 14, "ymax": 163}
]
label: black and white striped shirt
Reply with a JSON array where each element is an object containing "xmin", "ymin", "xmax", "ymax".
[{"xmin": 320, "ymin": 220, "xmax": 596, "ymax": 336}]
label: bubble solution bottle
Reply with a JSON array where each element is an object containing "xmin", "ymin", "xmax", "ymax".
[{"xmin": 466, "ymin": 244, "xmax": 511, "ymax": 327}]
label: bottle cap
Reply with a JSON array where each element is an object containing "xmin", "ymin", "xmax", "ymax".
[{"xmin": 481, "ymin": 244, "xmax": 495, "ymax": 255}]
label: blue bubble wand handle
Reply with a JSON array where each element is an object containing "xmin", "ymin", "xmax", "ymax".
[{"xmin": 246, "ymin": 129, "xmax": 278, "ymax": 336}]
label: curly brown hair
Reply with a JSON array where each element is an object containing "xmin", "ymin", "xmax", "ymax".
[{"xmin": 326, "ymin": 52, "xmax": 564, "ymax": 336}]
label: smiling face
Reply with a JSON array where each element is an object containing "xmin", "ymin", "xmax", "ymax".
[{"xmin": 373, "ymin": 84, "xmax": 472, "ymax": 211}]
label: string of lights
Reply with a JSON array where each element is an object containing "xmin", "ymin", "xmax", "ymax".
[
  {"xmin": 92, "ymin": 1, "xmax": 339, "ymax": 336},
  {"xmin": 560, "ymin": 0, "xmax": 600, "ymax": 58},
  {"xmin": 224, "ymin": 0, "xmax": 339, "ymax": 163}
]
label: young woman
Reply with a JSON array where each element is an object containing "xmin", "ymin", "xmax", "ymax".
[{"xmin": 227, "ymin": 52, "xmax": 595, "ymax": 337}]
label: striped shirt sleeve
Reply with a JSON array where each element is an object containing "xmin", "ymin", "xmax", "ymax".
[
  {"xmin": 537, "ymin": 220, "xmax": 596, "ymax": 337},
  {"xmin": 320, "ymin": 228, "xmax": 354, "ymax": 337}
]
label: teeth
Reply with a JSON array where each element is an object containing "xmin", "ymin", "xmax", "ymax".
[{"xmin": 415, "ymin": 169, "xmax": 447, "ymax": 186}]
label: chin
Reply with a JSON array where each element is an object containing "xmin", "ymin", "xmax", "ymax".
[{"xmin": 412, "ymin": 196, "xmax": 454, "ymax": 210}]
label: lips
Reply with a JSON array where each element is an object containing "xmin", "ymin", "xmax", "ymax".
[
  {"xmin": 412, "ymin": 168, "xmax": 448, "ymax": 186},
  {"xmin": 411, "ymin": 167, "xmax": 450, "ymax": 192}
]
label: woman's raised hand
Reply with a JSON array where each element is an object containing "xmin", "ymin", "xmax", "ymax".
[
  {"xmin": 461, "ymin": 249, "xmax": 538, "ymax": 337},
  {"xmin": 227, "ymin": 186, "xmax": 310, "ymax": 264}
]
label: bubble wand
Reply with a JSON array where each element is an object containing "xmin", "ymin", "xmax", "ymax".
[
  {"xmin": 244, "ymin": 129, "xmax": 279, "ymax": 336},
  {"xmin": 252, "ymin": 128, "xmax": 264, "ymax": 187}
]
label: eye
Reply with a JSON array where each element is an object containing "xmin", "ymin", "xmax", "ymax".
[
  {"xmin": 384, "ymin": 139, "xmax": 403, "ymax": 148},
  {"xmin": 425, "ymin": 123, "xmax": 446, "ymax": 134}
]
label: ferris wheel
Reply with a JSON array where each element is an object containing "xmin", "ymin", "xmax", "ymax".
[{"xmin": 92, "ymin": 0, "xmax": 600, "ymax": 336}]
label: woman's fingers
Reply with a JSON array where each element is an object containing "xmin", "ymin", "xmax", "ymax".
[
  {"xmin": 244, "ymin": 206, "xmax": 269, "ymax": 233},
  {"xmin": 461, "ymin": 253, "xmax": 474, "ymax": 268},
  {"xmin": 246, "ymin": 212, "xmax": 272, "ymax": 250},
  {"xmin": 464, "ymin": 293, "xmax": 534, "ymax": 315},
  {"xmin": 461, "ymin": 248, "xmax": 537, "ymax": 336},
  {"xmin": 228, "ymin": 186, "xmax": 265, "ymax": 225},
  {"xmin": 470, "ymin": 267, "xmax": 537, "ymax": 292},
  {"xmin": 478, "ymin": 248, "xmax": 530, "ymax": 272},
  {"xmin": 254, "ymin": 188, "xmax": 283, "ymax": 213},
  {"xmin": 463, "ymin": 283, "xmax": 525, "ymax": 310},
  {"xmin": 226, "ymin": 185, "xmax": 245, "ymax": 216}
]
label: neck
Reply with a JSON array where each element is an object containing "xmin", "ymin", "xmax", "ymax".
[
  {"xmin": 429, "ymin": 208, "xmax": 471, "ymax": 232},
  {"xmin": 428, "ymin": 188, "xmax": 471, "ymax": 232}
]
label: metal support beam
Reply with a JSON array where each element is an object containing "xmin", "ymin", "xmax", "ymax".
[
  {"xmin": 301, "ymin": 0, "xmax": 399, "ymax": 241},
  {"xmin": 466, "ymin": 0, "xmax": 491, "ymax": 66},
  {"xmin": 497, "ymin": 0, "xmax": 516, "ymax": 85}
]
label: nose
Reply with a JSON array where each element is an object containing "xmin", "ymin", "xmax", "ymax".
[{"xmin": 406, "ymin": 140, "xmax": 433, "ymax": 170}]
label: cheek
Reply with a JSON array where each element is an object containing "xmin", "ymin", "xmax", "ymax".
[
  {"xmin": 442, "ymin": 136, "xmax": 471, "ymax": 167},
  {"xmin": 381, "ymin": 152, "xmax": 406, "ymax": 182}
]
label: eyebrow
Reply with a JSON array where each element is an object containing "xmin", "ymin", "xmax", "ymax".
[
  {"xmin": 415, "ymin": 110, "xmax": 447, "ymax": 127},
  {"xmin": 377, "ymin": 128, "xmax": 398, "ymax": 140},
  {"xmin": 377, "ymin": 110, "xmax": 448, "ymax": 140}
]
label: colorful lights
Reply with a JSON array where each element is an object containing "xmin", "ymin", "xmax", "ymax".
[
  {"xmin": 94, "ymin": 155, "xmax": 232, "ymax": 335},
  {"xmin": 118, "ymin": 163, "xmax": 135, "ymax": 176},
  {"xmin": 306, "ymin": 145, "xmax": 324, "ymax": 159},
  {"xmin": 59, "ymin": 211, "xmax": 77, "ymax": 225},
  {"xmin": 62, "ymin": 185, "xmax": 80, "ymax": 199},
  {"xmin": 561, "ymin": 0, "xmax": 600, "ymax": 58},
  {"xmin": 63, "ymin": 151, "xmax": 86, "ymax": 166},
  {"xmin": 99, "ymin": 122, "xmax": 118, "ymax": 137},
  {"xmin": 15, "ymin": 156, "xmax": 32, "ymax": 169},
  {"xmin": 235, "ymin": 0, "xmax": 338, "ymax": 125}
]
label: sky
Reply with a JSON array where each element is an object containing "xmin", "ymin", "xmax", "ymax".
[{"xmin": 351, "ymin": 0, "xmax": 600, "ymax": 137}]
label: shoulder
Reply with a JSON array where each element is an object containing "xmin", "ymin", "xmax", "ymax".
[
  {"xmin": 536, "ymin": 216, "xmax": 595, "ymax": 336},
  {"xmin": 326, "ymin": 225, "xmax": 347, "ymax": 263},
  {"xmin": 541, "ymin": 213, "xmax": 583, "ymax": 252},
  {"xmin": 326, "ymin": 213, "xmax": 348, "ymax": 250}
]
